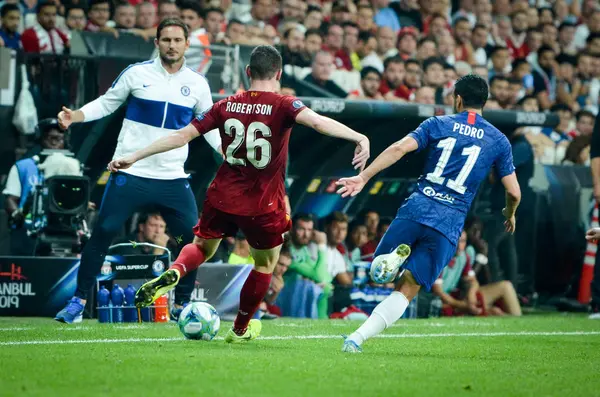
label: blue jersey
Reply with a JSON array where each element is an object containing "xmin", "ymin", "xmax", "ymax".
[{"xmin": 396, "ymin": 111, "xmax": 515, "ymax": 244}]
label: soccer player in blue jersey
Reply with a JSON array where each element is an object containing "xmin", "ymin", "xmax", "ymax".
[{"xmin": 336, "ymin": 74, "xmax": 522, "ymax": 352}]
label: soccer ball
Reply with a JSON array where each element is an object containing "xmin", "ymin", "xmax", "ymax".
[{"xmin": 177, "ymin": 302, "xmax": 221, "ymax": 341}]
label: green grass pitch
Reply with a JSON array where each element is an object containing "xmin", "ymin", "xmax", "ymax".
[{"xmin": 1, "ymin": 315, "xmax": 599, "ymax": 397}]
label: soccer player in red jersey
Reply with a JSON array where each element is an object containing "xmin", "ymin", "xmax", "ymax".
[{"xmin": 108, "ymin": 45, "xmax": 370, "ymax": 342}]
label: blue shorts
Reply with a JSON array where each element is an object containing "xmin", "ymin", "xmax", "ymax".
[{"xmin": 374, "ymin": 218, "xmax": 456, "ymax": 291}]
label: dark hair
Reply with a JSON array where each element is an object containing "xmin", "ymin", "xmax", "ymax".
[
  {"xmin": 512, "ymin": 58, "xmax": 529, "ymax": 71},
  {"xmin": 357, "ymin": 30, "xmax": 374, "ymax": 43},
  {"xmin": 326, "ymin": 23, "xmax": 342, "ymax": 35},
  {"xmin": 341, "ymin": 21, "xmax": 358, "ymax": 31},
  {"xmin": 115, "ymin": 2, "xmax": 133, "ymax": 11},
  {"xmin": 88, "ymin": 0, "xmax": 110, "ymax": 9},
  {"xmin": 361, "ymin": 66, "xmax": 381, "ymax": 80},
  {"xmin": 558, "ymin": 21, "xmax": 576, "ymax": 31},
  {"xmin": 576, "ymin": 109, "xmax": 595, "ymax": 121},
  {"xmin": 383, "ymin": 55, "xmax": 404, "ymax": 70},
  {"xmin": 283, "ymin": 27, "xmax": 301, "ymax": 39},
  {"xmin": 418, "ymin": 36, "xmax": 436, "ymax": 47},
  {"xmin": 1, "ymin": 3, "xmax": 20, "ymax": 17},
  {"xmin": 405, "ymin": 58, "xmax": 420, "ymax": 69},
  {"xmin": 202, "ymin": 7, "xmax": 223, "ymax": 18},
  {"xmin": 563, "ymin": 135, "xmax": 591, "ymax": 164},
  {"xmin": 517, "ymin": 94, "xmax": 537, "ymax": 107},
  {"xmin": 550, "ymin": 103, "xmax": 572, "ymax": 113},
  {"xmin": 453, "ymin": 16, "xmax": 470, "ymax": 27},
  {"xmin": 36, "ymin": 0, "xmax": 56, "ymax": 14},
  {"xmin": 539, "ymin": 6, "xmax": 555, "ymax": 19},
  {"xmin": 138, "ymin": 211, "xmax": 163, "ymax": 226},
  {"xmin": 443, "ymin": 63, "xmax": 455, "ymax": 71},
  {"xmin": 306, "ymin": 4, "xmax": 322, "ymax": 14},
  {"xmin": 156, "ymin": 18, "xmax": 189, "ymax": 39},
  {"xmin": 292, "ymin": 213, "xmax": 314, "ymax": 224},
  {"xmin": 587, "ymin": 32, "xmax": 600, "ymax": 45},
  {"xmin": 422, "ymin": 56, "xmax": 445, "ymax": 72},
  {"xmin": 556, "ymin": 53, "xmax": 577, "ymax": 66},
  {"xmin": 490, "ymin": 45, "xmax": 509, "ymax": 57},
  {"xmin": 227, "ymin": 18, "xmax": 244, "ymax": 29},
  {"xmin": 454, "ymin": 74, "xmax": 489, "ymax": 109},
  {"xmin": 305, "ymin": 28, "xmax": 322, "ymax": 38},
  {"xmin": 179, "ymin": 1, "xmax": 202, "ymax": 17},
  {"xmin": 510, "ymin": 9, "xmax": 527, "ymax": 19},
  {"xmin": 507, "ymin": 76, "xmax": 522, "ymax": 85},
  {"xmin": 248, "ymin": 45, "xmax": 282, "ymax": 80},
  {"xmin": 537, "ymin": 44, "xmax": 556, "ymax": 57},
  {"xmin": 377, "ymin": 216, "xmax": 392, "ymax": 234},
  {"xmin": 490, "ymin": 75, "xmax": 509, "ymax": 86},
  {"xmin": 325, "ymin": 211, "xmax": 349, "ymax": 227},
  {"xmin": 65, "ymin": 4, "xmax": 87, "ymax": 16},
  {"xmin": 472, "ymin": 23, "xmax": 487, "ymax": 32}
]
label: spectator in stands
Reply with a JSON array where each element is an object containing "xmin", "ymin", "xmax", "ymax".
[
  {"xmin": 324, "ymin": 212, "xmax": 354, "ymax": 312},
  {"xmin": 85, "ymin": 0, "xmax": 112, "ymax": 32},
  {"xmin": 180, "ymin": 1, "xmax": 211, "ymax": 74},
  {"xmin": 422, "ymin": 56, "xmax": 446, "ymax": 104},
  {"xmin": 64, "ymin": 5, "xmax": 87, "ymax": 33},
  {"xmin": 404, "ymin": 58, "xmax": 422, "ymax": 91},
  {"xmin": 203, "ymin": 8, "xmax": 224, "ymax": 44},
  {"xmin": 563, "ymin": 135, "xmax": 591, "ymax": 165},
  {"xmin": 541, "ymin": 22, "xmax": 560, "ymax": 54},
  {"xmin": 413, "ymin": 85, "xmax": 435, "ymax": 104},
  {"xmin": 323, "ymin": 23, "xmax": 351, "ymax": 70},
  {"xmin": 488, "ymin": 46, "xmax": 510, "ymax": 79},
  {"xmin": 303, "ymin": 5, "xmax": 322, "ymax": 30},
  {"xmin": 379, "ymin": 56, "xmax": 409, "ymax": 101},
  {"xmin": 373, "ymin": 0, "xmax": 400, "ymax": 32},
  {"xmin": 454, "ymin": 61, "xmax": 472, "ymax": 78},
  {"xmin": 113, "ymin": 3, "xmax": 136, "ymax": 31},
  {"xmin": 304, "ymin": 28, "xmax": 322, "ymax": 58},
  {"xmin": 471, "ymin": 24, "xmax": 490, "ymax": 65},
  {"xmin": 532, "ymin": 45, "xmax": 558, "ymax": 110},
  {"xmin": 427, "ymin": 13, "xmax": 450, "ymax": 38},
  {"xmin": 261, "ymin": 244, "xmax": 292, "ymax": 318},
  {"xmin": 559, "ymin": 22, "xmax": 577, "ymax": 55},
  {"xmin": 346, "ymin": 221, "xmax": 368, "ymax": 264},
  {"xmin": 585, "ymin": 33, "xmax": 600, "ymax": 55},
  {"xmin": 489, "ymin": 75, "xmax": 511, "ymax": 109},
  {"xmin": 285, "ymin": 213, "xmax": 331, "ymax": 319},
  {"xmin": 433, "ymin": 231, "xmax": 522, "ymax": 316},
  {"xmin": 227, "ymin": 232, "xmax": 254, "ymax": 265},
  {"xmin": 453, "ymin": 17, "xmax": 474, "ymax": 64},
  {"xmin": 556, "ymin": 53, "xmax": 582, "ymax": 111},
  {"xmin": 0, "ymin": 3, "xmax": 21, "ymax": 50},
  {"xmin": 415, "ymin": 36, "xmax": 437, "ymax": 63},
  {"xmin": 375, "ymin": 26, "xmax": 398, "ymax": 62},
  {"xmin": 136, "ymin": 2, "xmax": 156, "ymax": 29},
  {"xmin": 437, "ymin": 34, "xmax": 456, "ymax": 65},
  {"xmin": 512, "ymin": 58, "xmax": 534, "ymax": 97},
  {"xmin": 241, "ymin": 0, "xmax": 273, "ymax": 25},
  {"xmin": 571, "ymin": 110, "xmax": 596, "ymax": 138},
  {"xmin": 349, "ymin": 66, "xmax": 383, "ymax": 100},
  {"xmin": 396, "ymin": 26, "xmax": 418, "ymax": 60},
  {"xmin": 575, "ymin": 9, "xmax": 600, "ymax": 50},
  {"xmin": 356, "ymin": 5, "xmax": 375, "ymax": 34},
  {"xmin": 506, "ymin": 10, "xmax": 529, "ymax": 60},
  {"xmin": 342, "ymin": 22, "xmax": 360, "ymax": 70},
  {"xmin": 270, "ymin": 0, "xmax": 304, "ymax": 29},
  {"xmin": 21, "ymin": 1, "xmax": 68, "ymax": 54},
  {"xmin": 525, "ymin": 28, "xmax": 543, "ymax": 64},
  {"xmin": 157, "ymin": 0, "xmax": 179, "ymax": 22},
  {"xmin": 225, "ymin": 19, "xmax": 245, "ymax": 45},
  {"xmin": 281, "ymin": 26, "xmax": 310, "ymax": 67},
  {"xmin": 300, "ymin": 50, "xmax": 347, "ymax": 98},
  {"xmin": 464, "ymin": 216, "xmax": 491, "ymax": 285},
  {"xmin": 111, "ymin": 212, "xmax": 175, "ymax": 256},
  {"xmin": 330, "ymin": 1, "xmax": 353, "ymax": 25},
  {"xmin": 355, "ymin": 31, "xmax": 380, "ymax": 71}
]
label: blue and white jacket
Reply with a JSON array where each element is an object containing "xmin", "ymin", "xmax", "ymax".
[{"xmin": 80, "ymin": 57, "xmax": 221, "ymax": 180}]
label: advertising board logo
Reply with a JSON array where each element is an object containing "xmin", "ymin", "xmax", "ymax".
[{"xmin": 0, "ymin": 263, "xmax": 35, "ymax": 309}]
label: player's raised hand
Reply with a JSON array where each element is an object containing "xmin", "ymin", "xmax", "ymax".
[
  {"xmin": 586, "ymin": 228, "xmax": 600, "ymax": 242},
  {"xmin": 57, "ymin": 106, "xmax": 74, "ymax": 129},
  {"xmin": 336, "ymin": 175, "xmax": 366, "ymax": 198},
  {"xmin": 108, "ymin": 156, "xmax": 136, "ymax": 172},
  {"xmin": 502, "ymin": 208, "xmax": 516, "ymax": 234},
  {"xmin": 352, "ymin": 137, "xmax": 370, "ymax": 171}
]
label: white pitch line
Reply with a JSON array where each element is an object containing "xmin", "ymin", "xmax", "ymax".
[{"xmin": 1, "ymin": 331, "xmax": 600, "ymax": 347}]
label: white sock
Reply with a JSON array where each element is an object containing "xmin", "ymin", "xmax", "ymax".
[{"xmin": 348, "ymin": 291, "xmax": 409, "ymax": 346}]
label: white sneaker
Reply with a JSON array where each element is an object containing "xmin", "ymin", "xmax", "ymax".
[{"xmin": 370, "ymin": 244, "xmax": 411, "ymax": 284}]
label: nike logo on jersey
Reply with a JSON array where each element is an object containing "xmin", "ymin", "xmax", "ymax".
[{"xmin": 143, "ymin": 84, "xmax": 151, "ymax": 88}]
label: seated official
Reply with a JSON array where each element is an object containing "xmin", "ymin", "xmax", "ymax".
[{"xmin": 110, "ymin": 212, "xmax": 176, "ymax": 257}]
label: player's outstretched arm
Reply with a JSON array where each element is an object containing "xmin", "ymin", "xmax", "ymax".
[
  {"xmin": 500, "ymin": 172, "xmax": 521, "ymax": 234},
  {"xmin": 295, "ymin": 108, "xmax": 370, "ymax": 170},
  {"xmin": 58, "ymin": 68, "xmax": 134, "ymax": 129},
  {"xmin": 108, "ymin": 124, "xmax": 200, "ymax": 171},
  {"xmin": 337, "ymin": 136, "xmax": 418, "ymax": 198}
]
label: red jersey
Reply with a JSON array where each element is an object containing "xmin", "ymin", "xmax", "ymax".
[{"xmin": 190, "ymin": 91, "xmax": 306, "ymax": 216}]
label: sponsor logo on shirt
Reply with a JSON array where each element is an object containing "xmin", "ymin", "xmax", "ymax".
[{"xmin": 422, "ymin": 186, "xmax": 455, "ymax": 204}]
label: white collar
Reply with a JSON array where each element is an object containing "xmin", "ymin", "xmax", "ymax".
[{"xmin": 152, "ymin": 56, "xmax": 188, "ymax": 77}]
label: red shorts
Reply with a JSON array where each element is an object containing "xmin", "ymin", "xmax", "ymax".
[{"xmin": 193, "ymin": 199, "xmax": 292, "ymax": 250}]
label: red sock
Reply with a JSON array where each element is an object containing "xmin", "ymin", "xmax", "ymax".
[
  {"xmin": 233, "ymin": 270, "xmax": 272, "ymax": 334},
  {"xmin": 170, "ymin": 243, "xmax": 206, "ymax": 278}
]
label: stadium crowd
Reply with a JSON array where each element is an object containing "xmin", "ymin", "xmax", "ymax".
[{"xmin": 1, "ymin": 0, "xmax": 598, "ymax": 318}]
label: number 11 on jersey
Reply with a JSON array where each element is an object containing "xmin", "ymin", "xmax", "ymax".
[{"xmin": 426, "ymin": 137, "xmax": 481, "ymax": 195}]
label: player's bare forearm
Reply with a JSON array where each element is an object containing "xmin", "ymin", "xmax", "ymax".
[
  {"xmin": 296, "ymin": 108, "xmax": 366, "ymax": 143},
  {"xmin": 360, "ymin": 136, "xmax": 418, "ymax": 181},
  {"xmin": 591, "ymin": 158, "xmax": 600, "ymax": 190},
  {"xmin": 132, "ymin": 125, "xmax": 199, "ymax": 162},
  {"xmin": 500, "ymin": 173, "xmax": 521, "ymax": 217}
]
